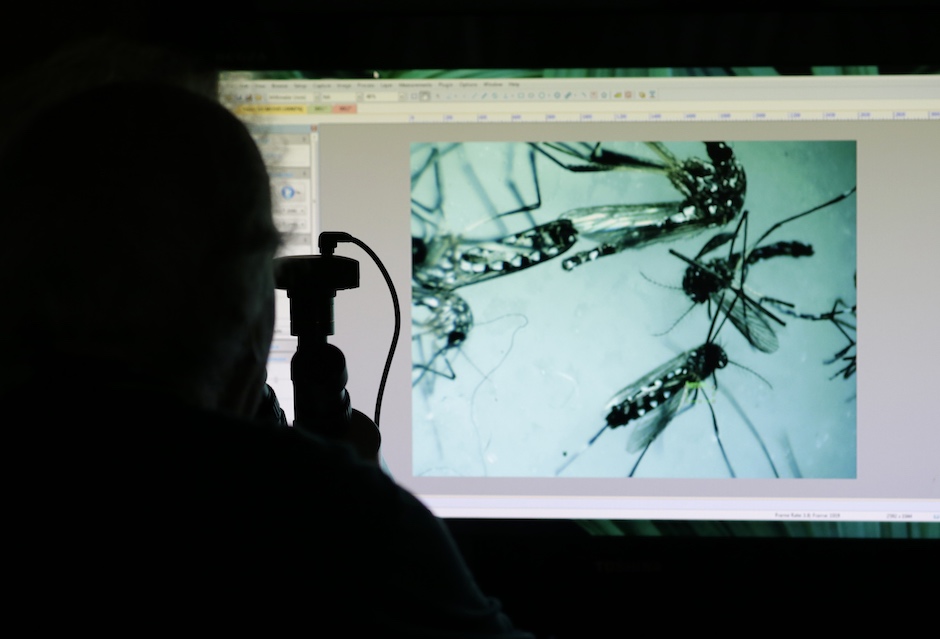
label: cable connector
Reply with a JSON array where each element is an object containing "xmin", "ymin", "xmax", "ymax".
[{"xmin": 319, "ymin": 231, "xmax": 353, "ymax": 256}]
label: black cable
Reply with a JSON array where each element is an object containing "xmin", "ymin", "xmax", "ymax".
[{"xmin": 320, "ymin": 232, "xmax": 401, "ymax": 429}]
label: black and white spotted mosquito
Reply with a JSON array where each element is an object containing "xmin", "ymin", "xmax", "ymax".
[
  {"xmin": 411, "ymin": 143, "xmax": 577, "ymax": 387},
  {"xmin": 556, "ymin": 294, "xmax": 777, "ymax": 478},
  {"xmin": 661, "ymin": 186, "xmax": 857, "ymax": 353},
  {"xmin": 412, "ymin": 285, "xmax": 473, "ymax": 387},
  {"xmin": 528, "ymin": 141, "xmax": 747, "ymax": 270}
]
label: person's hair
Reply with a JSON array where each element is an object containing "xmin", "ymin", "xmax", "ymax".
[{"xmin": 0, "ymin": 81, "xmax": 281, "ymax": 405}]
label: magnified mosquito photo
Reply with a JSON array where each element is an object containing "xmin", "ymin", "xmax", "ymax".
[{"xmin": 411, "ymin": 140, "xmax": 857, "ymax": 479}]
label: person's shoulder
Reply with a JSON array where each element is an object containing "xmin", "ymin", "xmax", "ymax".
[
  {"xmin": 11, "ymin": 390, "xmax": 535, "ymax": 637},
  {"xmin": 15, "ymin": 385, "xmax": 405, "ymax": 517},
  {"xmin": 149, "ymin": 398, "xmax": 409, "ymax": 514}
]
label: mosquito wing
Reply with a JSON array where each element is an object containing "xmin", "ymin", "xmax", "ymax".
[
  {"xmin": 694, "ymin": 230, "xmax": 738, "ymax": 261},
  {"xmin": 715, "ymin": 288, "xmax": 779, "ymax": 353},
  {"xmin": 560, "ymin": 198, "xmax": 727, "ymax": 260},
  {"xmin": 603, "ymin": 347, "xmax": 698, "ymax": 454},
  {"xmin": 625, "ymin": 390, "xmax": 687, "ymax": 454},
  {"xmin": 560, "ymin": 202, "xmax": 688, "ymax": 240}
]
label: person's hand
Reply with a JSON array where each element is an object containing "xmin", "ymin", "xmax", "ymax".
[{"xmin": 345, "ymin": 409, "xmax": 382, "ymax": 465}]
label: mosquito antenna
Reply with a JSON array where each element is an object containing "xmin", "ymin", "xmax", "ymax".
[
  {"xmin": 640, "ymin": 270, "xmax": 682, "ymax": 290},
  {"xmin": 727, "ymin": 360, "xmax": 773, "ymax": 389},
  {"xmin": 652, "ymin": 302, "xmax": 697, "ymax": 337}
]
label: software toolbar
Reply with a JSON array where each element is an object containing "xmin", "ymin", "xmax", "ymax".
[{"xmin": 220, "ymin": 75, "xmax": 940, "ymax": 123}]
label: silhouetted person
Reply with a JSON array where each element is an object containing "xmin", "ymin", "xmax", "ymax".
[{"xmin": 1, "ymin": 60, "xmax": 533, "ymax": 636}]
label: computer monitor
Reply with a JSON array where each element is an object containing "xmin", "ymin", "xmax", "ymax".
[{"xmin": 218, "ymin": 68, "xmax": 937, "ymax": 530}]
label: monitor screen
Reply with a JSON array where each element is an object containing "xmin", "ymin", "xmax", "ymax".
[{"xmin": 219, "ymin": 69, "xmax": 938, "ymax": 528}]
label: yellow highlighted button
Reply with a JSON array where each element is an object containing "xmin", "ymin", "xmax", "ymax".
[{"xmin": 234, "ymin": 104, "xmax": 308, "ymax": 115}]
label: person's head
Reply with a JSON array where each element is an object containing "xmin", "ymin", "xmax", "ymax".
[
  {"xmin": 0, "ymin": 33, "xmax": 219, "ymax": 156},
  {"xmin": 0, "ymin": 81, "xmax": 281, "ymax": 416}
]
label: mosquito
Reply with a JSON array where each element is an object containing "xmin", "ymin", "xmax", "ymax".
[
  {"xmin": 661, "ymin": 186, "xmax": 857, "ymax": 353},
  {"xmin": 528, "ymin": 141, "xmax": 747, "ymax": 270},
  {"xmin": 556, "ymin": 293, "xmax": 778, "ymax": 478},
  {"xmin": 412, "ymin": 285, "xmax": 474, "ymax": 387},
  {"xmin": 411, "ymin": 143, "xmax": 578, "ymax": 386},
  {"xmin": 413, "ymin": 142, "xmax": 580, "ymax": 291}
]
